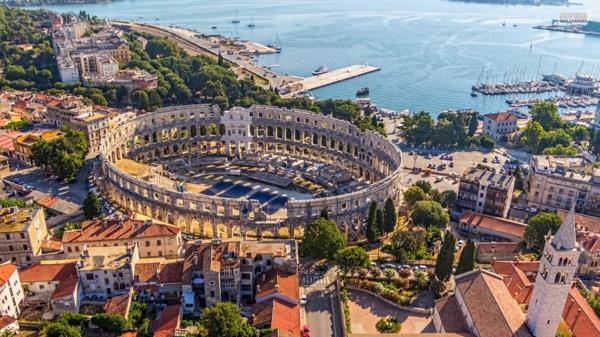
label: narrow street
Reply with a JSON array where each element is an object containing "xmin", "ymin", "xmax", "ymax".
[{"xmin": 300, "ymin": 268, "xmax": 344, "ymax": 337}]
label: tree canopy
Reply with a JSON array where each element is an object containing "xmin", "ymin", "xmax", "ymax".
[
  {"xmin": 30, "ymin": 126, "xmax": 88, "ymax": 180},
  {"xmin": 335, "ymin": 246, "xmax": 369, "ymax": 276},
  {"xmin": 403, "ymin": 186, "xmax": 427, "ymax": 207},
  {"xmin": 410, "ymin": 200, "xmax": 449, "ymax": 228},
  {"xmin": 456, "ymin": 240, "xmax": 475, "ymax": 275},
  {"xmin": 200, "ymin": 302, "xmax": 257, "ymax": 337},
  {"xmin": 434, "ymin": 232, "xmax": 456, "ymax": 282},
  {"xmin": 83, "ymin": 191, "xmax": 102, "ymax": 219},
  {"xmin": 301, "ymin": 218, "xmax": 346, "ymax": 260},
  {"xmin": 524, "ymin": 212, "xmax": 563, "ymax": 253},
  {"xmin": 383, "ymin": 198, "xmax": 398, "ymax": 233}
]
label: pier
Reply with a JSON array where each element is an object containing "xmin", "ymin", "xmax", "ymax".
[{"xmin": 282, "ymin": 65, "xmax": 380, "ymax": 96}]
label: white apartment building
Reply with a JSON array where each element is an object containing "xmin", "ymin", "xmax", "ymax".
[
  {"xmin": 0, "ymin": 262, "xmax": 24, "ymax": 318},
  {"xmin": 483, "ymin": 111, "xmax": 519, "ymax": 141}
]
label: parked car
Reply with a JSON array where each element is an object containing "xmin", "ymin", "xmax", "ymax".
[
  {"xmin": 302, "ymin": 325, "xmax": 310, "ymax": 337},
  {"xmin": 301, "ymin": 294, "xmax": 307, "ymax": 306}
]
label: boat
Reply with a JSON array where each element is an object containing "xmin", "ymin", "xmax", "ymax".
[
  {"xmin": 211, "ymin": 26, "xmax": 217, "ymax": 30},
  {"xmin": 312, "ymin": 66, "xmax": 329, "ymax": 76},
  {"xmin": 470, "ymin": 92, "xmax": 478, "ymax": 97},
  {"xmin": 232, "ymin": 10, "xmax": 240, "ymax": 24},
  {"xmin": 513, "ymin": 24, "xmax": 518, "ymax": 27},
  {"xmin": 247, "ymin": 16, "xmax": 255, "ymax": 28},
  {"xmin": 356, "ymin": 87, "xmax": 370, "ymax": 96},
  {"xmin": 502, "ymin": 21, "xmax": 506, "ymax": 26}
]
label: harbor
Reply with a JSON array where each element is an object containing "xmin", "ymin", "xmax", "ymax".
[
  {"xmin": 111, "ymin": 20, "xmax": 379, "ymax": 96},
  {"xmin": 506, "ymin": 95, "xmax": 598, "ymax": 109}
]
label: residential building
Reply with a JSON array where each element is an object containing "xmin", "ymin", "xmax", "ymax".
[
  {"xmin": 527, "ymin": 209, "xmax": 582, "ymax": 337},
  {"xmin": 0, "ymin": 262, "xmax": 24, "ymax": 318},
  {"xmin": 62, "ymin": 218, "xmax": 182, "ymax": 259},
  {"xmin": 526, "ymin": 155, "xmax": 600, "ymax": 216},
  {"xmin": 556, "ymin": 209, "xmax": 600, "ymax": 277},
  {"xmin": 476, "ymin": 242, "xmax": 522, "ymax": 263},
  {"xmin": 251, "ymin": 269, "xmax": 301, "ymax": 337},
  {"xmin": 0, "ymin": 207, "xmax": 49, "ymax": 268},
  {"xmin": 12, "ymin": 129, "xmax": 64, "ymax": 165},
  {"xmin": 181, "ymin": 239, "xmax": 298, "ymax": 314},
  {"xmin": 456, "ymin": 167, "xmax": 515, "ymax": 218},
  {"xmin": 84, "ymin": 68, "xmax": 158, "ymax": 91},
  {"xmin": 76, "ymin": 244, "xmax": 139, "ymax": 300},
  {"xmin": 457, "ymin": 211, "xmax": 527, "ymax": 242},
  {"xmin": 151, "ymin": 304, "xmax": 184, "ymax": 337},
  {"xmin": 483, "ymin": 111, "xmax": 519, "ymax": 141},
  {"xmin": 18, "ymin": 261, "xmax": 77, "ymax": 302},
  {"xmin": 104, "ymin": 288, "xmax": 133, "ymax": 319},
  {"xmin": 433, "ymin": 269, "xmax": 532, "ymax": 337},
  {"xmin": 0, "ymin": 316, "xmax": 18, "ymax": 336},
  {"xmin": 0, "ymin": 155, "xmax": 10, "ymax": 177},
  {"xmin": 69, "ymin": 112, "xmax": 111, "ymax": 154},
  {"xmin": 44, "ymin": 95, "xmax": 93, "ymax": 128},
  {"xmin": 133, "ymin": 259, "xmax": 183, "ymax": 303}
]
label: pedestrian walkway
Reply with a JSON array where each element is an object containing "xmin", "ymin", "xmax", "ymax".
[{"xmin": 301, "ymin": 273, "xmax": 331, "ymax": 286}]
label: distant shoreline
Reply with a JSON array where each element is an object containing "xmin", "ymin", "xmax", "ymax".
[
  {"xmin": 0, "ymin": 0, "xmax": 117, "ymax": 6},
  {"xmin": 447, "ymin": 0, "xmax": 572, "ymax": 6},
  {"xmin": 534, "ymin": 25, "xmax": 600, "ymax": 37}
]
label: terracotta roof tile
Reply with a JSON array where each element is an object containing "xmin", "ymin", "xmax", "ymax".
[
  {"xmin": 63, "ymin": 219, "xmax": 180, "ymax": 243},
  {"xmin": 563, "ymin": 287, "xmax": 600, "ymax": 337},
  {"xmin": 0, "ymin": 316, "xmax": 16, "ymax": 330},
  {"xmin": 0, "ymin": 263, "xmax": 17, "ymax": 287},
  {"xmin": 19, "ymin": 262, "xmax": 76, "ymax": 283},
  {"xmin": 455, "ymin": 269, "xmax": 531, "ymax": 337},
  {"xmin": 252, "ymin": 298, "xmax": 300, "ymax": 337},
  {"xmin": 558, "ymin": 209, "xmax": 600, "ymax": 233},
  {"xmin": 256, "ymin": 269, "xmax": 299, "ymax": 302},
  {"xmin": 484, "ymin": 112, "xmax": 518, "ymax": 122},
  {"xmin": 134, "ymin": 261, "xmax": 183, "ymax": 285},
  {"xmin": 151, "ymin": 305, "xmax": 181, "ymax": 337},
  {"xmin": 434, "ymin": 295, "xmax": 469, "ymax": 333},
  {"xmin": 459, "ymin": 211, "xmax": 527, "ymax": 239},
  {"xmin": 477, "ymin": 242, "xmax": 522, "ymax": 253},
  {"xmin": 50, "ymin": 275, "xmax": 78, "ymax": 300},
  {"xmin": 104, "ymin": 292, "xmax": 132, "ymax": 318}
]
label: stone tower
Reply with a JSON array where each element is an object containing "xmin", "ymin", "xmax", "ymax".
[{"xmin": 526, "ymin": 208, "xmax": 582, "ymax": 337}]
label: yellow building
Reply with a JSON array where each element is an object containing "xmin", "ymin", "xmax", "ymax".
[
  {"xmin": 13, "ymin": 129, "xmax": 64, "ymax": 165},
  {"xmin": 0, "ymin": 207, "xmax": 49, "ymax": 268}
]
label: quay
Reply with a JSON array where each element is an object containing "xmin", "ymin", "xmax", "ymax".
[
  {"xmin": 534, "ymin": 25, "xmax": 600, "ymax": 37},
  {"xmin": 282, "ymin": 65, "xmax": 380, "ymax": 97}
]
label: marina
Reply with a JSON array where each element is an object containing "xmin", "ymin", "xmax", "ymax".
[{"xmin": 506, "ymin": 95, "xmax": 598, "ymax": 109}]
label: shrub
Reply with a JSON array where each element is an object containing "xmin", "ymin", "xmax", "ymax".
[
  {"xmin": 57, "ymin": 312, "xmax": 87, "ymax": 326},
  {"xmin": 91, "ymin": 313, "xmax": 129, "ymax": 333},
  {"xmin": 376, "ymin": 316, "xmax": 401, "ymax": 333}
]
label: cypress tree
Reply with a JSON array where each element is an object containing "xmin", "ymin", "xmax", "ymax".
[
  {"xmin": 434, "ymin": 232, "xmax": 456, "ymax": 282},
  {"xmin": 320, "ymin": 208, "xmax": 329, "ymax": 220},
  {"xmin": 456, "ymin": 240, "xmax": 476, "ymax": 275},
  {"xmin": 383, "ymin": 198, "xmax": 397, "ymax": 233},
  {"xmin": 375, "ymin": 208, "xmax": 384, "ymax": 234}
]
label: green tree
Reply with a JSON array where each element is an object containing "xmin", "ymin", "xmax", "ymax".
[
  {"xmin": 569, "ymin": 125, "xmax": 589, "ymax": 142},
  {"xmin": 468, "ymin": 112, "xmax": 479, "ymax": 137},
  {"xmin": 83, "ymin": 192, "xmax": 102, "ymax": 220},
  {"xmin": 319, "ymin": 208, "xmax": 329, "ymax": 220},
  {"xmin": 57, "ymin": 312, "xmax": 87, "ymax": 326},
  {"xmin": 480, "ymin": 135, "xmax": 495, "ymax": 149},
  {"xmin": 434, "ymin": 232, "xmax": 456, "ymax": 282},
  {"xmin": 525, "ymin": 212, "xmax": 563, "ymax": 253},
  {"xmin": 383, "ymin": 198, "xmax": 398, "ymax": 233},
  {"xmin": 45, "ymin": 323, "xmax": 81, "ymax": 337},
  {"xmin": 91, "ymin": 313, "xmax": 129, "ymax": 333},
  {"xmin": 589, "ymin": 296, "xmax": 600, "ymax": 317},
  {"xmin": 439, "ymin": 190, "xmax": 457, "ymax": 208},
  {"xmin": 456, "ymin": 240, "xmax": 475, "ymax": 275},
  {"xmin": 382, "ymin": 229, "xmax": 427, "ymax": 262},
  {"xmin": 30, "ymin": 126, "xmax": 88, "ymax": 180},
  {"xmin": 410, "ymin": 200, "xmax": 449, "ymax": 228},
  {"xmin": 366, "ymin": 216, "xmax": 380, "ymax": 243},
  {"xmin": 403, "ymin": 186, "xmax": 426, "ymax": 208},
  {"xmin": 531, "ymin": 101, "xmax": 563, "ymax": 130},
  {"xmin": 414, "ymin": 180, "xmax": 432, "ymax": 194},
  {"xmin": 367, "ymin": 201, "xmax": 377, "ymax": 229},
  {"xmin": 520, "ymin": 121, "xmax": 544, "ymax": 148},
  {"xmin": 375, "ymin": 208, "xmax": 385, "ymax": 234},
  {"xmin": 301, "ymin": 218, "xmax": 346, "ymax": 260},
  {"xmin": 131, "ymin": 90, "xmax": 150, "ymax": 110},
  {"xmin": 335, "ymin": 246, "xmax": 369, "ymax": 276},
  {"xmin": 200, "ymin": 302, "xmax": 257, "ymax": 337}
]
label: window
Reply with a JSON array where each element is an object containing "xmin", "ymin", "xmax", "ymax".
[
  {"xmin": 67, "ymin": 247, "xmax": 72, "ymax": 253},
  {"xmin": 157, "ymin": 240, "xmax": 162, "ymax": 246},
  {"xmin": 145, "ymin": 241, "xmax": 150, "ymax": 247},
  {"xmin": 105, "ymin": 278, "xmax": 110, "ymax": 285},
  {"xmin": 23, "ymin": 244, "xmax": 28, "ymax": 250},
  {"xmin": 4, "ymin": 234, "xmax": 9, "ymax": 240},
  {"xmin": 75, "ymin": 246, "xmax": 79, "ymax": 252},
  {"xmin": 40, "ymin": 284, "xmax": 45, "ymax": 290},
  {"xmin": 158, "ymin": 251, "xmax": 163, "ymax": 257},
  {"xmin": 20, "ymin": 233, "xmax": 25, "ymax": 239},
  {"xmin": 118, "ymin": 272, "xmax": 123, "ymax": 278},
  {"xmin": 8, "ymin": 245, "xmax": 13, "ymax": 251},
  {"xmin": 210, "ymin": 291, "xmax": 215, "ymax": 298},
  {"xmin": 242, "ymin": 273, "xmax": 251, "ymax": 280},
  {"xmin": 86, "ymin": 273, "xmax": 94, "ymax": 281}
]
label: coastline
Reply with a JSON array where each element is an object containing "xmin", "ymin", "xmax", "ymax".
[{"xmin": 533, "ymin": 25, "xmax": 600, "ymax": 37}]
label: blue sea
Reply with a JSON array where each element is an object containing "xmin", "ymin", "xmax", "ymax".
[{"xmin": 29, "ymin": 0, "xmax": 600, "ymax": 115}]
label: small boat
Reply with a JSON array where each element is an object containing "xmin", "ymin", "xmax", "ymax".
[
  {"xmin": 211, "ymin": 26, "xmax": 217, "ymax": 29},
  {"xmin": 513, "ymin": 24, "xmax": 517, "ymax": 27},
  {"xmin": 502, "ymin": 21, "xmax": 506, "ymax": 26},
  {"xmin": 232, "ymin": 10, "xmax": 241, "ymax": 24},
  {"xmin": 247, "ymin": 16, "xmax": 255, "ymax": 28},
  {"xmin": 356, "ymin": 87, "xmax": 370, "ymax": 96},
  {"xmin": 471, "ymin": 92, "xmax": 478, "ymax": 97},
  {"xmin": 232, "ymin": 19, "xmax": 241, "ymax": 24},
  {"xmin": 312, "ymin": 66, "xmax": 329, "ymax": 76}
]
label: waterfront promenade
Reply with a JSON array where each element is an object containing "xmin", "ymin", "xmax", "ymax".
[{"xmin": 111, "ymin": 20, "xmax": 378, "ymax": 95}]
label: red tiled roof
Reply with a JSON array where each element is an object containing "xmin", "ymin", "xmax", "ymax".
[
  {"xmin": 577, "ymin": 232, "xmax": 600, "ymax": 253},
  {"xmin": 19, "ymin": 262, "xmax": 76, "ymax": 283},
  {"xmin": 134, "ymin": 261, "xmax": 183, "ymax": 285},
  {"xmin": 434, "ymin": 295, "xmax": 470, "ymax": 333},
  {"xmin": 558, "ymin": 209, "xmax": 600, "ymax": 233},
  {"xmin": 0, "ymin": 263, "xmax": 17, "ymax": 287},
  {"xmin": 104, "ymin": 292, "xmax": 132, "ymax": 318},
  {"xmin": 50, "ymin": 275, "xmax": 78, "ymax": 300},
  {"xmin": 158, "ymin": 261, "xmax": 183, "ymax": 284},
  {"xmin": 459, "ymin": 211, "xmax": 527, "ymax": 239},
  {"xmin": 484, "ymin": 112, "xmax": 518, "ymax": 122},
  {"xmin": 63, "ymin": 219, "xmax": 180, "ymax": 243},
  {"xmin": 477, "ymin": 242, "xmax": 522, "ymax": 253},
  {"xmin": 120, "ymin": 332, "xmax": 138, "ymax": 337},
  {"xmin": 0, "ymin": 131, "xmax": 23, "ymax": 152},
  {"xmin": 152, "ymin": 305, "xmax": 181, "ymax": 337},
  {"xmin": 252, "ymin": 298, "xmax": 301, "ymax": 337},
  {"xmin": 492, "ymin": 261, "xmax": 539, "ymax": 305},
  {"xmin": 455, "ymin": 269, "xmax": 531, "ymax": 337},
  {"xmin": 256, "ymin": 269, "xmax": 300, "ymax": 302},
  {"xmin": 563, "ymin": 287, "xmax": 600, "ymax": 337},
  {"xmin": 134, "ymin": 262, "xmax": 161, "ymax": 284},
  {"xmin": 0, "ymin": 316, "xmax": 16, "ymax": 330}
]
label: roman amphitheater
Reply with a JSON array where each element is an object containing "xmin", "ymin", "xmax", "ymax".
[{"xmin": 97, "ymin": 104, "xmax": 403, "ymax": 240}]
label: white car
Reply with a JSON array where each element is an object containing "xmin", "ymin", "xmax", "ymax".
[{"xmin": 301, "ymin": 294, "xmax": 307, "ymax": 305}]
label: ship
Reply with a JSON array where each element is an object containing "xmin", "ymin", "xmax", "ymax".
[
  {"xmin": 356, "ymin": 87, "xmax": 370, "ymax": 96},
  {"xmin": 312, "ymin": 66, "xmax": 329, "ymax": 76}
]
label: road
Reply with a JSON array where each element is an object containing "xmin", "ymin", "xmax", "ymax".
[{"xmin": 300, "ymin": 268, "xmax": 344, "ymax": 337}]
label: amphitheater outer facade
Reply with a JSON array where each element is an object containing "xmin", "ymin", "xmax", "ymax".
[{"xmin": 97, "ymin": 104, "xmax": 403, "ymax": 239}]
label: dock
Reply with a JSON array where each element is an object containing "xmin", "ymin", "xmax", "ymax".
[{"xmin": 282, "ymin": 64, "xmax": 380, "ymax": 97}]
